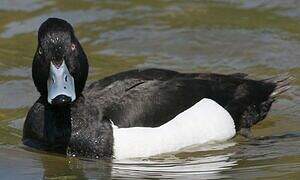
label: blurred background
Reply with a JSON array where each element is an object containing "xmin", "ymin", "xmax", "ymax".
[{"xmin": 0, "ymin": 0, "xmax": 299, "ymax": 179}]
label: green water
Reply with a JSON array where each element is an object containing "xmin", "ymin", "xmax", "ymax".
[{"xmin": 0, "ymin": 0, "xmax": 299, "ymax": 179}]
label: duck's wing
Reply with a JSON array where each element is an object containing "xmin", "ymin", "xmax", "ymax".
[{"xmin": 85, "ymin": 68, "xmax": 289, "ymax": 131}]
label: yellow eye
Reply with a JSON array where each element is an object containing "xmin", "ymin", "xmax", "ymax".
[
  {"xmin": 38, "ymin": 47, "xmax": 43, "ymax": 55},
  {"xmin": 71, "ymin": 43, "xmax": 75, "ymax": 51}
]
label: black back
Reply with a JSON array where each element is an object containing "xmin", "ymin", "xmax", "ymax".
[{"xmin": 85, "ymin": 68, "xmax": 277, "ymax": 131}]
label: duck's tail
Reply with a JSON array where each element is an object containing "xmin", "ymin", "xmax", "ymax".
[
  {"xmin": 239, "ymin": 73, "xmax": 292, "ymax": 133},
  {"xmin": 266, "ymin": 73, "xmax": 292, "ymax": 99},
  {"xmin": 260, "ymin": 73, "xmax": 292, "ymax": 118}
]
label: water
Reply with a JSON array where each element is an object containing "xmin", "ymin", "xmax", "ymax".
[{"xmin": 0, "ymin": 0, "xmax": 299, "ymax": 179}]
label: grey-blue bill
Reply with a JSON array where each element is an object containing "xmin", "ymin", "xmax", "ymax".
[{"xmin": 47, "ymin": 60, "xmax": 76, "ymax": 104}]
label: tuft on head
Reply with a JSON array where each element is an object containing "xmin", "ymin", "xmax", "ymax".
[{"xmin": 38, "ymin": 18, "xmax": 74, "ymax": 41}]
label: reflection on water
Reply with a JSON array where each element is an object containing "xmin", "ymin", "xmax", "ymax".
[
  {"xmin": 1, "ymin": 133, "xmax": 299, "ymax": 179},
  {"xmin": 112, "ymin": 154, "xmax": 236, "ymax": 179},
  {"xmin": 0, "ymin": 0, "xmax": 299, "ymax": 179},
  {"xmin": 0, "ymin": 142, "xmax": 237, "ymax": 179},
  {"xmin": 0, "ymin": 146, "xmax": 112, "ymax": 179}
]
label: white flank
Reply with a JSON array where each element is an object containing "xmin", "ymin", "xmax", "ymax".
[{"xmin": 113, "ymin": 98, "xmax": 236, "ymax": 159}]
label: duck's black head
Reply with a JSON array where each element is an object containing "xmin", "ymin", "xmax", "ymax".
[{"xmin": 32, "ymin": 18, "xmax": 88, "ymax": 106}]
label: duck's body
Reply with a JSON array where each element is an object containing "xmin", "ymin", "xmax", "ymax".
[
  {"xmin": 24, "ymin": 67, "xmax": 287, "ymax": 159},
  {"xmin": 84, "ymin": 68, "xmax": 279, "ymax": 131},
  {"xmin": 23, "ymin": 18, "xmax": 290, "ymax": 159}
]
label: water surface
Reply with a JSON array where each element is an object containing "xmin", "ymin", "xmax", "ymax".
[{"xmin": 0, "ymin": 0, "xmax": 299, "ymax": 179}]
